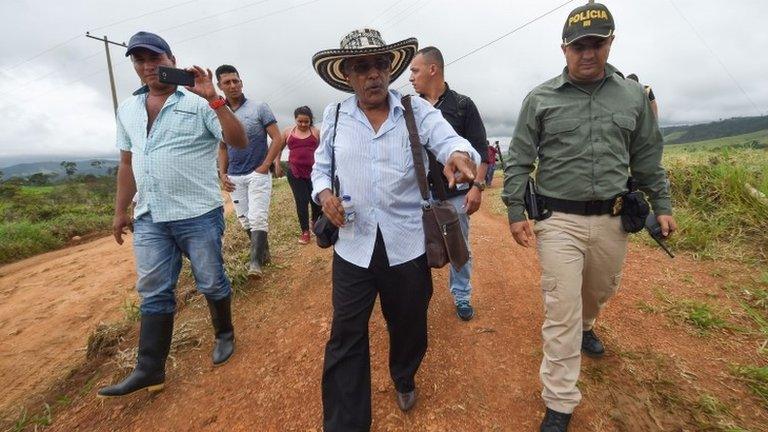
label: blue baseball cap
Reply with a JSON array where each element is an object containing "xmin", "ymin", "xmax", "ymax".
[{"xmin": 125, "ymin": 31, "xmax": 173, "ymax": 57}]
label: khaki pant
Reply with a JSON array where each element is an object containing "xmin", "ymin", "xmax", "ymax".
[{"xmin": 533, "ymin": 212, "xmax": 628, "ymax": 413}]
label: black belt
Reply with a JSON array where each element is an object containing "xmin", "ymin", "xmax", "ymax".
[{"xmin": 543, "ymin": 196, "xmax": 618, "ymax": 216}]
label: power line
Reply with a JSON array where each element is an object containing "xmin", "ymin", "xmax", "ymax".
[
  {"xmin": 396, "ymin": 0, "xmax": 577, "ymax": 90},
  {"xmin": 159, "ymin": 0, "xmax": 271, "ymax": 33},
  {"xmin": 10, "ymin": 0, "xmax": 324, "ymax": 103},
  {"xmin": 368, "ymin": 0, "xmax": 408, "ymax": 27},
  {"xmin": 88, "ymin": 0, "xmax": 201, "ymax": 32},
  {"xmin": 381, "ymin": 0, "xmax": 434, "ymax": 33},
  {"xmin": 446, "ymin": 0, "xmax": 575, "ymax": 68},
  {"xmin": 266, "ymin": 0, "xmax": 412, "ymax": 107},
  {"xmin": 4, "ymin": 35, "xmax": 82, "ymax": 71},
  {"xmin": 270, "ymin": 0, "xmax": 430, "ymax": 104},
  {"xmin": 19, "ymin": 0, "xmax": 273, "ymax": 87},
  {"xmin": 175, "ymin": 0, "xmax": 323, "ymax": 45},
  {"xmin": 667, "ymin": 0, "xmax": 762, "ymax": 115},
  {"xmin": 2, "ymin": 0, "xmax": 200, "ymax": 72},
  {"xmin": 379, "ymin": 0, "xmax": 426, "ymax": 29}
]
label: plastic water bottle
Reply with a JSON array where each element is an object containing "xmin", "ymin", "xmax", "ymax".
[{"xmin": 341, "ymin": 195, "xmax": 356, "ymax": 224}]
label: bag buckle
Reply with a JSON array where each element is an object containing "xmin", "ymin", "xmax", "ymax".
[{"xmin": 611, "ymin": 196, "xmax": 624, "ymax": 216}]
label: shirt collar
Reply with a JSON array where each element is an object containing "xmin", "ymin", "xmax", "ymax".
[
  {"xmin": 226, "ymin": 94, "xmax": 247, "ymax": 110},
  {"xmin": 418, "ymin": 82, "xmax": 450, "ymax": 105},
  {"xmin": 436, "ymin": 82, "xmax": 450, "ymax": 104},
  {"xmin": 132, "ymin": 84, "xmax": 188, "ymax": 98},
  {"xmin": 339, "ymin": 89, "xmax": 405, "ymax": 133},
  {"xmin": 554, "ymin": 63, "xmax": 620, "ymax": 89},
  {"xmin": 340, "ymin": 89, "xmax": 404, "ymax": 117}
]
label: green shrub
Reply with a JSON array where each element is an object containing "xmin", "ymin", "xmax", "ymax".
[
  {"xmin": 664, "ymin": 148, "xmax": 768, "ymax": 263},
  {"xmin": 0, "ymin": 178, "xmax": 116, "ymax": 264}
]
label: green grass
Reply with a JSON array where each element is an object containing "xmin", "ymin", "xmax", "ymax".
[
  {"xmin": 663, "ymin": 130, "xmax": 686, "ymax": 142},
  {"xmin": 696, "ymin": 394, "xmax": 730, "ymax": 416},
  {"xmin": 677, "ymin": 301, "xmax": 728, "ymax": 331},
  {"xmin": 653, "ymin": 288, "xmax": 732, "ymax": 334},
  {"xmin": 0, "ymin": 179, "xmax": 115, "ymax": 264},
  {"xmin": 722, "ymin": 281, "xmax": 768, "ymax": 352},
  {"xmin": 659, "ymin": 143, "xmax": 768, "ymax": 263},
  {"xmin": 665, "ymin": 129, "xmax": 768, "ymax": 153},
  {"xmin": 220, "ymin": 178, "xmax": 304, "ymax": 296},
  {"xmin": 19, "ymin": 185, "xmax": 55, "ymax": 195},
  {"xmin": 731, "ymin": 365, "xmax": 768, "ymax": 407}
]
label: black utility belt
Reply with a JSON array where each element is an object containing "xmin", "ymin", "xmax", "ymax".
[{"xmin": 542, "ymin": 196, "xmax": 622, "ymax": 216}]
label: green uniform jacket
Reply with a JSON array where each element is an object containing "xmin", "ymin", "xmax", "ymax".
[{"xmin": 502, "ymin": 63, "xmax": 672, "ymax": 223}]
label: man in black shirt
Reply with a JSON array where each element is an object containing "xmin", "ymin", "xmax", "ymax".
[{"xmin": 409, "ymin": 46, "xmax": 489, "ymax": 321}]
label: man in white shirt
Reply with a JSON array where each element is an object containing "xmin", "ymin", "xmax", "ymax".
[{"xmin": 311, "ymin": 28, "xmax": 480, "ymax": 431}]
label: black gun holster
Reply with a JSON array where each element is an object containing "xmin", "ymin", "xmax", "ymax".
[
  {"xmin": 524, "ymin": 177, "xmax": 551, "ymax": 221},
  {"xmin": 617, "ymin": 177, "xmax": 650, "ymax": 233}
]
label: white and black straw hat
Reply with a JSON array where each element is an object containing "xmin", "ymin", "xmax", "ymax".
[{"xmin": 312, "ymin": 28, "xmax": 418, "ymax": 93}]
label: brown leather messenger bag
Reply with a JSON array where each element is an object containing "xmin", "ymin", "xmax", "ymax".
[{"xmin": 401, "ymin": 95, "xmax": 469, "ymax": 271}]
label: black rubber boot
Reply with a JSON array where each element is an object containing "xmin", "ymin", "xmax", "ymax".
[
  {"xmin": 540, "ymin": 408, "xmax": 572, "ymax": 432},
  {"xmin": 248, "ymin": 233, "xmax": 262, "ymax": 276},
  {"xmin": 206, "ymin": 296, "xmax": 235, "ymax": 366},
  {"xmin": 581, "ymin": 329, "xmax": 605, "ymax": 358},
  {"xmin": 97, "ymin": 313, "xmax": 174, "ymax": 398},
  {"xmin": 253, "ymin": 230, "xmax": 270, "ymax": 266},
  {"xmin": 262, "ymin": 233, "xmax": 271, "ymax": 264}
]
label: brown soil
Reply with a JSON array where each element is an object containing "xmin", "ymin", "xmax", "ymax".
[
  {"xmin": 2, "ymin": 186, "xmax": 766, "ymax": 431},
  {"xmin": 0, "ymin": 236, "xmax": 136, "ymax": 420}
]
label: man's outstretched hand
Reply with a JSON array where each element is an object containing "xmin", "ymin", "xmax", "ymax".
[{"xmin": 444, "ymin": 152, "xmax": 476, "ymax": 188}]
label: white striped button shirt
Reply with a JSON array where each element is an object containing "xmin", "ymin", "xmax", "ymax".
[
  {"xmin": 116, "ymin": 86, "xmax": 223, "ymax": 223},
  {"xmin": 312, "ymin": 90, "xmax": 481, "ymax": 268}
]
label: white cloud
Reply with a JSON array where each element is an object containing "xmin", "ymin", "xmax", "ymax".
[
  {"xmin": 0, "ymin": 67, "xmax": 116, "ymax": 160},
  {"xmin": 1, "ymin": 0, "xmax": 766, "ymax": 164}
]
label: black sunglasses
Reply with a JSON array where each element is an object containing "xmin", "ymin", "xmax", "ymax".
[{"xmin": 347, "ymin": 57, "xmax": 392, "ymax": 74}]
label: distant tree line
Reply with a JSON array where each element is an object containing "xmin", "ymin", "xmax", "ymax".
[
  {"xmin": 662, "ymin": 115, "xmax": 768, "ymax": 144},
  {"xmin": 0, "ymin": 160, "xmax": 118, "ymax": 187}
]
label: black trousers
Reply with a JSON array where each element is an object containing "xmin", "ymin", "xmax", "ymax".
[
  {"xmin": 322, "ymin": 230, "xmax": 433, "ymax": 432},
  {"xmin": 286, "ymin": 169, "xmax": 321, "ymax": 232}
]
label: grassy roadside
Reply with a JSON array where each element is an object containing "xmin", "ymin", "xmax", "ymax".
[{"xmin": 0, "ymin": 178, "xmax": 116, "ymax": 264}]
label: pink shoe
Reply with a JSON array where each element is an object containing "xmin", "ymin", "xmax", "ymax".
[{"xmin": 298, "ymin": 231, "xmax": 310, "ymax": 245}]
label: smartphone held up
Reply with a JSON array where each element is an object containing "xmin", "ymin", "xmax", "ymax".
[{"xmin": 158, "ymin": 66, "xmax": 195, "ymax": 87}]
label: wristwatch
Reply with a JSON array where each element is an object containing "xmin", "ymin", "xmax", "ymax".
[
  {"xmin": 208, "ymin": 96, "xmax": 227, "ymax": 110},
  {"xmin": 472, "ymin": 181, "xmax": 487, "ymax": 192}
]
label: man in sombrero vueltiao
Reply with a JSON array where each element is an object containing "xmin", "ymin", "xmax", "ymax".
[{"xmin": 311, "ymin": 29, "xmax": 481, "ymax": 431}]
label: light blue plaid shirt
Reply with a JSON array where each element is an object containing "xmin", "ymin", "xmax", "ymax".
[
  {"xmin": 116, "ymin": 86, "xmax": 223, "ymax": 223},
  {"xmin": 312, "ymin": 90, "xmax": 480, "ymax": 268}
]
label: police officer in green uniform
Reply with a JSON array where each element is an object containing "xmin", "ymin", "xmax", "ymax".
[{"xmin": 501, "ymin": 2, "xmax": 677, "ymax": 431}]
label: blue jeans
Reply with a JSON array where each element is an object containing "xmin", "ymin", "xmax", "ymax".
[
  {"xmin": 447, "ymin": 194, "xmax": 472, "ymax": 304},
  {"xmin": 133, "ymin": 207, "xmax": 232, "ymax": 315},
  {"xmin": 485, "ymin": 162, "xmax": 496, "ymax": 186}
]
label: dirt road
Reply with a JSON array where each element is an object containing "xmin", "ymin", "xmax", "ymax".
[
  {"xmin": 0, "ymin": 236, "xmax": 135, "ymax": 419},
  {"xmin": 2, "ymin": 187, "xmax": 766, "ymax": 431}
]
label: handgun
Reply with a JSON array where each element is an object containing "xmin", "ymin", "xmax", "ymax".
[{"xmin": 644, "ymin": 213, "xmax": 674, "ymax": 258}]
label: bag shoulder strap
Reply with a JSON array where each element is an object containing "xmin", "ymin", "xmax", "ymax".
[
  {"xmin": 330, "ymin": 103, "xmax": 341, "ymax": 196},
  {"xmin": 402, "ymin": 95, "xmax": 431, "ymax": 201},
  {"xmin": 427, "ymin": 152, "xmax": 449, "ymax": 200}
]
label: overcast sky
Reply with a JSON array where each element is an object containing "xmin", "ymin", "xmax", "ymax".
[{"xmin": 0, "ymin": 0, "xmax": 766, "ymax": 167}]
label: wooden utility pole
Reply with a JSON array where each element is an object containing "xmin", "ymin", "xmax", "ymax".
[{"xmin": 85, "ymin": 32, "xmax": 126, "ymax": 115}]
